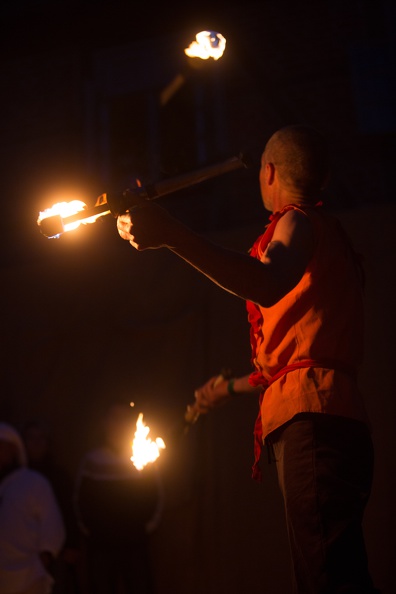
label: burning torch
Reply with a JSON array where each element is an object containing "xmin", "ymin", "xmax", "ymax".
[
  {"xmin": 37, "ymin": 153, "xmax": 251, "ymax": 239},
  {"xmin": 160, "ymin": 30, "xmax": 227, "ymax": 106}
]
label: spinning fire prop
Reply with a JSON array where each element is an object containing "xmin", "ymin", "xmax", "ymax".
[
  {"xmin": 37, "ymin": 153, "xmax": 251, "ymax": 239},
  {"xmin": 160, "ymin": 30, "xmax": 226, "ymax": 106},
  {"xmin": 184, "ymin": 30, "xmax": 226, "ymax": 61}
]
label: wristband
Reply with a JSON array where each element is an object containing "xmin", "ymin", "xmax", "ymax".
[{"xmin": 227, "ymin": 378, "xmax": 237, "ymax": 396}]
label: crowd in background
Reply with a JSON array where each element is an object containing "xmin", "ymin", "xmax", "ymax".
[{"xmin": 0, "ymin": 403, "xmax": 164, "ymax": 594}]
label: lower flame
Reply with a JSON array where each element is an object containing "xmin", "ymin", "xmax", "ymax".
[{"xmin": 131, "ymin": 413, "xmax": 165, "ymax": 471}]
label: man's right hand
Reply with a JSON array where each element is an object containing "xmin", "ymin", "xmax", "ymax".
[{"xmin": 117, "ymin": 201, "xmax": 175, "ymax": 251}]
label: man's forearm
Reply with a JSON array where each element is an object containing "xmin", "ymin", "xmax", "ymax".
[{"xmin": 166, "ymin": 223, "xmax": 275, "ymax": 305}]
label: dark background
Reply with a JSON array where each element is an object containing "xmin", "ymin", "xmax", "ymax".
[{"xmin": 1, "ymin": 1, "xmax": 395, "ymax": 593}]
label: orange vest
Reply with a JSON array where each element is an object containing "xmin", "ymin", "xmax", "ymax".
[{"xmin": 247, "ymin": 205, "xmax": 370, "ymax": 480}]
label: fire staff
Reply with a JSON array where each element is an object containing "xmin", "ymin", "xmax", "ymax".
[{"xmin": 117, "ymin": 124, "xmax": 381, "ymax": 594}]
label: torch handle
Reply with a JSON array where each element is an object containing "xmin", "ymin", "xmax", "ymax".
[
  {"xmin": 38, "ymin": 153, "xmax": 252, "ymax": 237},
  {"xmin": 107, "ymin": 154, "xmax": 251, "ymax": 216},
  {"xmin": 145, "ymin": 154, "xmax": 250, "ymax": 199}
]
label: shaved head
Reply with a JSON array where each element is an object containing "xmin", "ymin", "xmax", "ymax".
[{"xmin": 264, "ymin": 125, "xmax": 329, "ymax": 199}]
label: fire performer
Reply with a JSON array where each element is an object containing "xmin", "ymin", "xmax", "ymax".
[{"xmin": 117, "ymin": 125, "xmax": 380, "ymax": 594}]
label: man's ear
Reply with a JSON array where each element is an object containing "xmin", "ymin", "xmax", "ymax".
[{"xmin": 266, "ymin": 162, "xmax": 275, "ymax": 185}]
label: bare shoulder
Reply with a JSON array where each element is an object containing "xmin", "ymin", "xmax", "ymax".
[
  {"xmin": 272, "ymin": 207, "xmax": 314, "ymax": 248},
  {"xmin": 262, "ymin": 207, "xmax": 315, "ymax": 299}
]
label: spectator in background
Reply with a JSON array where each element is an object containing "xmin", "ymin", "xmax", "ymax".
[
  {"xmin": 0, "ymin": 421, "xmax": 65, "ymax": 594},
  {"xmin": 74, "ymin": 401, "xmax": 164, "ymax": 594},
  {"xmin": 22, "ymin": 419, "xmax": 82, "ymax": 594}
]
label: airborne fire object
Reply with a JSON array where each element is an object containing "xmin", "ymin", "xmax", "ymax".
[
  {"xmin": 131, "ymin": 413, "xmax": 165, "ymax": 470},
  {"xmin": 160, "ymin": 30, "xmax": 226, "ymax": 105},
  {"xmin": 184, "ymin": 30, "xmax": 226, "ymax": 60}
]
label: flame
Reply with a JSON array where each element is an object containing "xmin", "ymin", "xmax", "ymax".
[
  {"xmin": 184, "ymin": 30, "xmax": 226, "ymax": 61},
  {"xmin": 131, "ymin": 413, "xmax": 165, "ymax": 471},
  {"xmin": 37, "ymin": 194, "xmax": 111, "ymax": 238},
  {"xmin": 37, "ymin": 200, "xmax": 87, "ymax": 232}
]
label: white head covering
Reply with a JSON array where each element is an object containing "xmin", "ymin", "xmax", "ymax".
[{"xmin": 0, "ymin": 422, "xmax": 27, "ymax": 466}]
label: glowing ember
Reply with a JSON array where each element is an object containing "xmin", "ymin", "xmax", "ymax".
[
  {"xmin": 184, "ymin": 30, "xmax": 226, "ymax": 61},
  {"xmin": 131, "ymin": 413, "xmax": 165, "ymax": 471}
]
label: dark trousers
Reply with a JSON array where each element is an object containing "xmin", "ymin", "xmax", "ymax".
[{"xmin": 269, "ymin": 413, "xmax": 380, "ymax": 594}]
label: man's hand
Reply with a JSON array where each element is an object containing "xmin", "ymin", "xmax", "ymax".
[
  {"xmin": 193, "ymin": 374, "xmax": 231, "ymax": 414},
  {"xmin": 117, "ymin": 197, "xmax": 189, "ymax": 251},
  {"xmin": 117, "ymin": 200, "xmax": 167, "ymax": 250},
  {"xmin": 184, "ymin": 373, "xmax": 260, "ymax": 430}
]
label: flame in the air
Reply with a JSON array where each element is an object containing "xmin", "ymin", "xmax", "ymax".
[
  {"xmin": 131, "ymin": 413, "xmax": 165, "ymax": 471},
  {"xmin": 184, "ymin": 31, "xmax": 226, "ymax": 61}
]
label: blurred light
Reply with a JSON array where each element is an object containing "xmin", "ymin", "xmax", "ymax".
[{"xmin": 184, "ymin": 30, "xmax": 226, "ymax": 60}]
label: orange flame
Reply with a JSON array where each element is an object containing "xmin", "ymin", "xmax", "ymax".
[
  {"xmin": 184, "ymin": 30, "xmax": 226, "ymax": 61},
  {"xmin": 131, "ymin": 413, "xmax": 165, "ymax": 471},
  {"xmin": 37, "ymin": 196, "xmax": 110, "ymax": 237},
  {"xmin": 37, "ymin": 200, "xmax": 87, "ymax": 232}
]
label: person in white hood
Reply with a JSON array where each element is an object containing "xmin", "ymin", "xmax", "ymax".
[{"xmin": 0, "ymin": 422, "xmax": 66, "ymax": 594}]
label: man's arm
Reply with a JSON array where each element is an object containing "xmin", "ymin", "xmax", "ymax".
[
  {"xmin": 191, "ymin": 373, "xmax": 260, "ymax": 415},
  {"xmin": 117, "ymin": 204, "xmax": 314, "ymax": 307}
]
